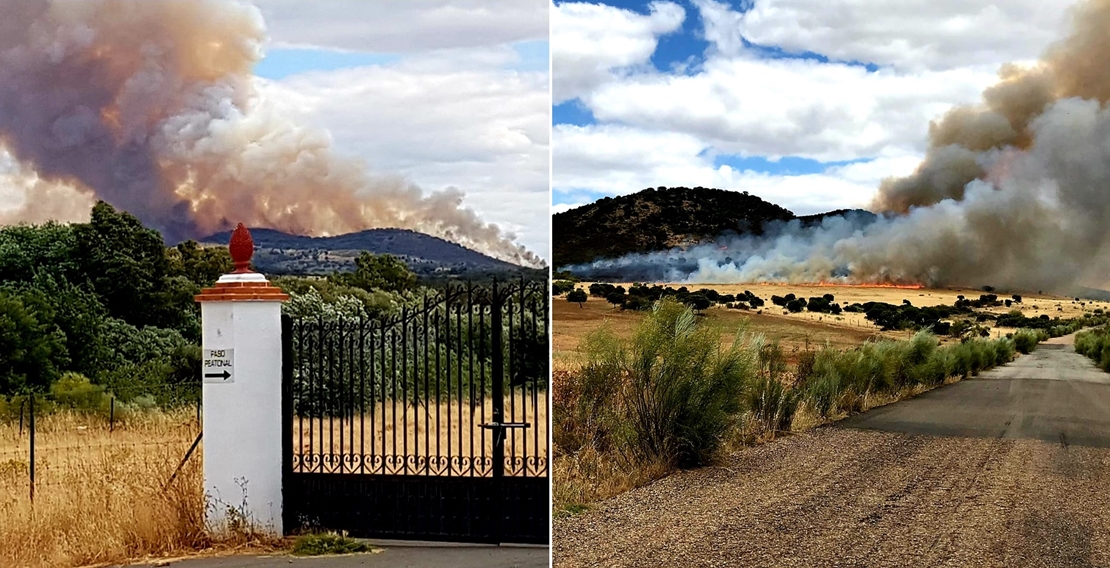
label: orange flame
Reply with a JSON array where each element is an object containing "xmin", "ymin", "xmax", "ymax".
[{"xmin": 756, "ymin": 281, "xmax": 925, "ymax": 290}]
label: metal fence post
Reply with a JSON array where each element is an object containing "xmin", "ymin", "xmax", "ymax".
[
  {"xmin": 29, "ymin": 395, "xmax": 35, "ymax": 504},
  {"xmin": 109, "ymin": 396, "xmax": 115, "ymax": 433},
  {"xmin": 490, "ymin": 281, "xmax": 505, "ymax": 480}
]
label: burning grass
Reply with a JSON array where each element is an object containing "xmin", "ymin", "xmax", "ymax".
[{"xmin": 0, "ymin": 409, "xmax": 276, "ymax": 568}]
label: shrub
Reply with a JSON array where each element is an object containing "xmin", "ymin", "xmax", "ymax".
[
  {"xmin": 745, "ymin": 374, "xmax": 799, "ymax": 434},
  {"xmin": 576, "ymin": 299, "xmax": 757, "ymax": 468},
  {"xmin": 553, "ymin": 280, "xmax": 576, "ymax": 295},
  {"xmin": 50, "ymin": 372, "xmax": 109, "ymax": 412},
  {"xmin": 1012, "ymin": 329, "xmax": 1040, "ymax": 354}
]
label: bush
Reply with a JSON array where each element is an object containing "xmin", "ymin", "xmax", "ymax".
[
  {"xmin": 50, "ymin": 372, "xmax": 109, "ymax": 412},
  {"xmin": 572, "ymin": 298, "xmax": 757, "ymax": 468},
  {"xmin": 1012, "ymin": 329, "xmax": 1041, "ymax": 354},
  {"xmin": 745, "ymin": 374, "xmax": 799, "ymax": 433},
  {"xmin": 1076, "ymin": 326, "xmax": 1110, "ymax": 370},
  {"xmin": 797, "ymin": 332, "xmax": 1017, "ymax": 420},
  {"xmin": 553, "ymin": 280, "xmax": 576, "ymax": 295}
]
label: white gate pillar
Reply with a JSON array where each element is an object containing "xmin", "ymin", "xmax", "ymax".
[{"xmin": 195, "ymin": 224, "xmax": 289, "ymax": 535}]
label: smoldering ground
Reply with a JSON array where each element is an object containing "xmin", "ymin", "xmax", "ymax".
[
  {"xmin": 568, "ymin": 0, "xmax": 1110, "ymax": 292},
  {"xmin": 0, "ymin": 0, "xmax": 540, "ymax": 267}
]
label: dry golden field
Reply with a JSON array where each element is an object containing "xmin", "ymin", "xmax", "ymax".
[
  {"xmin": 553, "ymin": 282, "xmax": 1110, "ymax": 368},
  {"xmin": 0, "ymin": 410, "xmax": 214, "ymax": 568},
  {"xmin": 292, "ymin": 393, "xmax": 549, "ymax": 476}
]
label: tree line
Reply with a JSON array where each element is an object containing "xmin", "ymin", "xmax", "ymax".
[{"xmin": 1, "ymin": 202, "xmax": 546, "ymax": 410}]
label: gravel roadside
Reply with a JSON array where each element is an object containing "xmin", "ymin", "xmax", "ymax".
[{"xmin": 554, "ymin": 428, "xmax": 1110, "ymax": 567}]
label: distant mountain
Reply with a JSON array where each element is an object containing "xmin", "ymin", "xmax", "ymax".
[
  {"xmin": 553, "ymin": 186, "xmax": 876, "ymax": 268},
  {"xmin": 553, "ymin": 187, "xmax": 796, "ymax": 268},
  {"xmin": 197, "ymin": 227, "xmax": 525, "ymax": 277}
]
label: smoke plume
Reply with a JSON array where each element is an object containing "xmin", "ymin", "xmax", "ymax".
[
  {"xmin": 0, "ymin": 0, "xmax": 540, "ymax": 267},
  {"xmin": 570, "ymin": 0, "xmax": 1110, "ymax": 292}
]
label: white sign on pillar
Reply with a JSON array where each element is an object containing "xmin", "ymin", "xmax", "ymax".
[
  {"xmin": 202, "ymin": 349, "xmax": 235, "ymax": 383},
  {"xmin": 194, "ymin": 224, "xmax": 289, "ymax": 536}
]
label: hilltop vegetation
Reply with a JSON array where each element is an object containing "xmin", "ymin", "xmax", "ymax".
[
  {"xmin": 198, "ymin": 227, "xmax": 533, "ymax": 278},
  {"xmin": 553, "ymin": 186, "xmax": 795, "ymax": 267},
  {"xmin": 552, "ymin": 186, "xmax": 874, "ymax": 267}
]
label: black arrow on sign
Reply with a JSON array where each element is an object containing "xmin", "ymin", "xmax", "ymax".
[{"xmin": 204, "ymin": 370, "xmax": 231, "ymax": 380}]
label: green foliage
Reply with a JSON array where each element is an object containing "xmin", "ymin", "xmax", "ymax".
[
  {"xmin": 0, "ymin": 287, "xmax": 68, "ymax": 393},
  {"xmin": 745, "ymin": 340, "xmax": 798, "ymax": 433},
  {"xmin": 1011, "ymin": 329, "xmax": 1046, "ymax": 354},
  {"xmin": 796, "ymin": 331, "xmax": 1018, "ymax": 419},
  {"xmin": 291, "ymin": 533, "xmax": 373, "ymax": 556},
  {"xmin": 73, "ymin": 202, "xmax": 178, "ymax": 330},
  {"xmin": 574, "ymin": 299, "xmax": 756, "ymax": 468},
  {"xmin": 1076, "ymin": 326, "xmax": 1110, "ymax": 370},
  {"xmin": 567, "ymin": 289, "xmax": 587, "ymax": 306},
  {"xmin": 332, "ymin": 252, "xmax": 417, "ymax": 293},
  {"xmin": 50, "ymin": 373, "xmax": 109, "ymax": 411},
  {"xmin": 166, "ymin": 240, "xmax": 232, "ymax": 287},
  {"xmin": 553, "ymin": 280, "xmax": 576, "ymax": 295}
]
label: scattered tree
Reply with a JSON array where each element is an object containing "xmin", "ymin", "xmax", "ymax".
[{"xmin": 567, "ymin": 289, "xmax": 587, "ymax": 307}]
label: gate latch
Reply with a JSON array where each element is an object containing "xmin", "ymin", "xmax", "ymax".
[{"xmin": 479, "ymin": 422, "xmax": 531, "ymax": 430}]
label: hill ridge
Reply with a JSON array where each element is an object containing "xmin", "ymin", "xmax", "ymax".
[
  {"xmin": 195, "ymin": 226, "xmax": 521, "ymax": 276},
  {"xmin": 553, "ymin": 186, "xmax": 874, "ymax": 268}
]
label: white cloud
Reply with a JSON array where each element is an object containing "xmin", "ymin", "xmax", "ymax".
[
  {"xmin": 252, "ymin": 0, "xmax": 548, "ymax": 53},
  {"xmin": 585, "ymin": 56, "xmax": 999, "ymax": 162},
  {"xmin": 552, "ymin": 1, "xmax": 685, "ymax": 103},
  {"xmin": 552, "ymin": 0, "xmax": 1083, "ymax": 214},
  {"xmin": 734, "ymin": 0, "xmax": 1072, "ymax": 71},
  {"xmin": 258, "ymin": 57, "xmax": 551, "ymax": 257},
  {"xmin": 553, "ymin": 124, "xmax": 922, "ymax": 214}
]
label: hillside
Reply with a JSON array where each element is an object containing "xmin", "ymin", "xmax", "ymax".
[
  {"xmin": 553, "ymin": 187, "xmax": 796, "ymax": 268},
  {"xmin": 553, "ymin": 186, "xmax": 874, "ymax": 268},
  {"xmin": 197, "ymin": 227, "xmax": 525, "ymax": 277}
]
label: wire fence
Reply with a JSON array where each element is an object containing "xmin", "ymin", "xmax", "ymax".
[{"xmin": 0, "ymin": 385, "xmax": 202, "ymax": 503}]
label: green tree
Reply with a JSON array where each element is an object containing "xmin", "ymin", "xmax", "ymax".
[
  {"xmin": 167, "ymin": 240, "xmax": 232, "ymax": 286},
  {"xmin": 333, "ymin": 252, "xmax": 417, "ymax": 293},
  {"xmin": 0, "ymin": 288, "xmax": 68, "ymax": 393},
  {"xmin": 72, "ymin": 202, "xmax": 171, "ymax": 328},
  {"xmin": 567, "ymin": 289, "xmax": 587, "ymax": 307}
]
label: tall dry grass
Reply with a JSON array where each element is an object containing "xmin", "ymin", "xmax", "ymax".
[{"xmin": 0, "ymin": 409, "xmax": 212, "ymax": 568}]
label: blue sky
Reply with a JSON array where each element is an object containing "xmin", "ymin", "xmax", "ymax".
[
  {"xmin": 550, "ymin": 0, "xmax": 1067, "ymax": 216},
  {"xmin": 551, "ymin": 0, "xmax": 886, "ymax": 213},
  {"xmin": 256, "ymin": 40, "xmax": 550, "ymax": 80}
]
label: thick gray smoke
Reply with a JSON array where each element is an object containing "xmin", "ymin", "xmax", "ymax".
[
  {"xmin": 570, "ymin": 0, "xmax": 1110, "ymax": 292},
  {"xmin": 0, "ymin": 0, "xmax": 540, "ymax": 267}
]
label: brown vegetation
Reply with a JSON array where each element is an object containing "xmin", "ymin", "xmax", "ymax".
[{"xmin": 0, "ymin": 410, "xmax": 276, "ymax": 568}]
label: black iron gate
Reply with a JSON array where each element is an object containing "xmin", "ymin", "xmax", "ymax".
[{"xmin": 281, "ymin": 280, "xmax": 550, "ymax": 544}]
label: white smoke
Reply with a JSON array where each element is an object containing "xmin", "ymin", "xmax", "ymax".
[{"xmin": 569, "ymin": 0, "xmax": 1110, "ymax": 291}]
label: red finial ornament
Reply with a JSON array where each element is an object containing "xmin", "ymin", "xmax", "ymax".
[{"xmin": 228, "ymin": 223, "xmax": 254, "ymax": 273}]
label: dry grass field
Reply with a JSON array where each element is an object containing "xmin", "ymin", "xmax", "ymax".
[
  {"xmin": 554, "ymin": 282, "xmax": 1110, "ymax": 368},
  {"xmin": 292, "ymin": 393, "xmax": 549, "ymax": 476},
  {"xmin": 0, "ymin": 410, "xmax": 214, "ymax": 568}
]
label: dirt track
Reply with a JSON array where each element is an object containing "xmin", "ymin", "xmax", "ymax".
[{"xmin": 554, "ymin": 334, "xmax": 1110, "ymax": 567}]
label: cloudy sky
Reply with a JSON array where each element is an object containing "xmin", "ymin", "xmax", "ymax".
[
  {"xmin": 253, "ymin": 0, "xmax": 550, "ymax": 258},
  {"xmin": 551, "ymin": 0, "xmax": 1080, "ymax": 216}
]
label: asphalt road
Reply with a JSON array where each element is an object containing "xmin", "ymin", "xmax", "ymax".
[
  {"xmin": 123, "ymin": 544, "xmax": 548, "ymax": 568},
  {"xmin": 554, "ymin": 334, "xmax": 1110, "ymax": 567}
]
